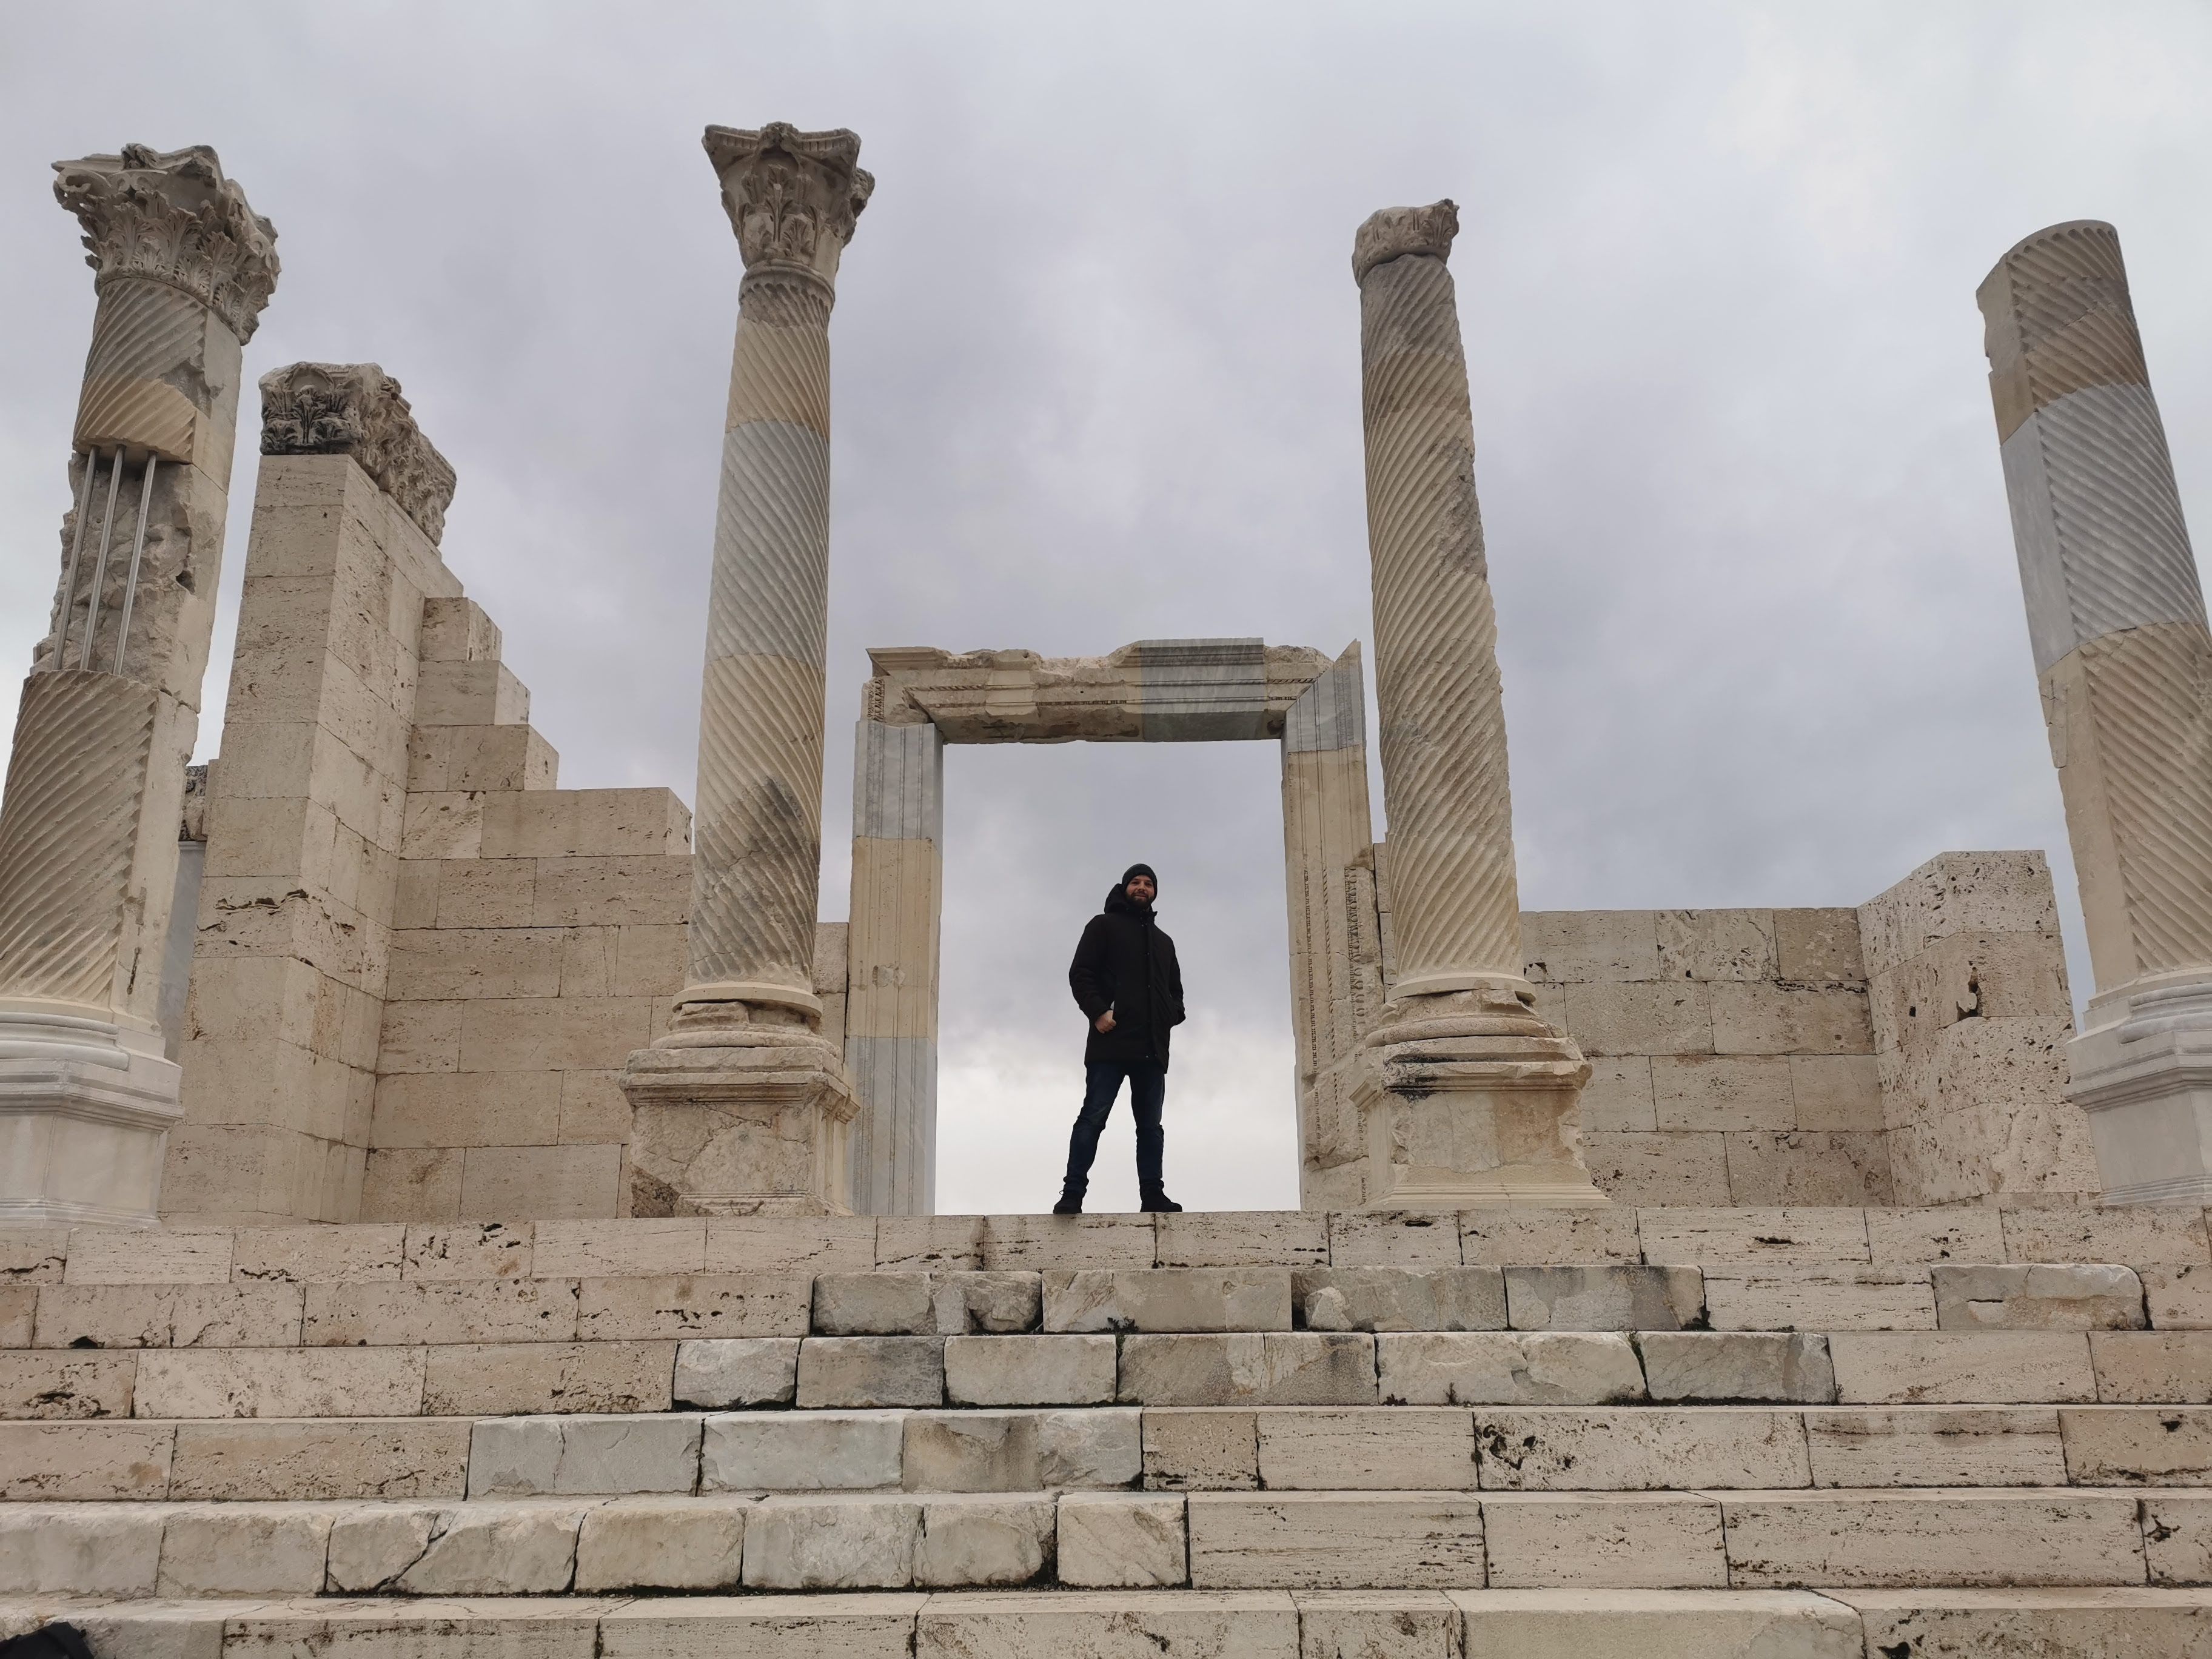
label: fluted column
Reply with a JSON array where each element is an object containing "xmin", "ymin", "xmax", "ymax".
[
  {"xmin": 1347, "ymin": 201, "xmax": 1601, "ymax": 1208},
  {"xmin": 0, "ymin": 144, "xmax": 277, "ymax": 1224},
  {"xmin": 620, "ymin": 124, "xmax": 872, "ymax": 1216},
  {"xmin": 1978, "ymin": 220, "xmax": 2212, "ymax": 1203}
]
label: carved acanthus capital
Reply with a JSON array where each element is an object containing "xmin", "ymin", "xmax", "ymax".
[
  {"xmin": 53, "ymin": 144, "xmax": 279, "ymax": 342},
  {"xmin": 703, "ymin": 122, "xmax": 873, "ymax": 288},
  {"xmin": 1353, "ymin": 200, "xmax": 1459, "ymax": 283},
  {"xmin": 260, "ymin": 363, "xmax": 457, "ymax": 545}
]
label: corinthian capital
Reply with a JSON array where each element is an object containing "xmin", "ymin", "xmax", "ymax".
[
  {"xmin": 260, "ymin": 363, "xmax": 457, "ymax": 545},
  {"xmin": 53, "ymin": 143, "xmax": 279, "ymax": 343},
  {"xmin": 703, "ymin": 122, "xmax": 873, "ymax": 286},
  {"xmin": 1353, "ymin": 199, "xmax": 1460, "ymax": 283}
]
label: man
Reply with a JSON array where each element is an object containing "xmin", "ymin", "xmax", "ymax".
[{"xmin": 1057, "ymin": 863, "xmax": 1185, "ymax": 1214}]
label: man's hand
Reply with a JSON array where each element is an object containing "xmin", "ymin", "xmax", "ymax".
[{"xmin": 1094, "ymin": 1010, "xmax": 1116, "ymax": 1033}]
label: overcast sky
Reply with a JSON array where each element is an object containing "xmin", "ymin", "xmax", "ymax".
[{"xmin": 4, "ymin": 4, "xmax": 2209, "ymax": 1213}]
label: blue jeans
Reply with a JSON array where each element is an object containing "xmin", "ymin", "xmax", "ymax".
[{"xmin": 1062, "ymin": 1062, "xmax": 1166, "ymax": 1197}]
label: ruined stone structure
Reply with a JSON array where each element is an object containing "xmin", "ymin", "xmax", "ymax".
[{"xmin": 4, "ymin": 136, "xmax": 2211, "ymax": 1657}]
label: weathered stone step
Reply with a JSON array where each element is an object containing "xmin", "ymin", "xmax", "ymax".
[{"xmin": 8, "ymin": 1406, "xmax": 2212, "ymax": 1504}]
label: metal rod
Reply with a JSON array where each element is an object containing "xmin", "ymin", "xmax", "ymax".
[
  {"xmin": 113, "ymin": 455, "xmax": 156, "ymax": 675},
  {"xmin": 78, "ymin": 447, "xmax": 124, "ymax": 670},
  {"xmin": 53, "ymin": 450, "xmax": 98, "ymax": 669}
]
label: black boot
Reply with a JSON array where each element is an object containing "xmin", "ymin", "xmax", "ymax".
[
  {"xmin": 1052, "ymin": 1184, "xmax": 1084, "ymax": 1216},
  {"xmin": 1140, "ymin": 1190, "xmax": 1182, "ymax": 1213}
]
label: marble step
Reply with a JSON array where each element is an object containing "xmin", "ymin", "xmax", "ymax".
[{"xmin": 3, "ymin": 1487, "xmax": 2210, "ymax": 1598}]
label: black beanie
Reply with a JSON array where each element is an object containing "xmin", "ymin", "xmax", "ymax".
[{"xmin": 1122, "ymin": 863, "xmax": 1158, "ymax": 888}]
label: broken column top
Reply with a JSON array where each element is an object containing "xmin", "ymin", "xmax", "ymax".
[
  {"xmin": 53, "ymin": 142, "xmax": 279, "ymax": 342},
  {"xmin": 1352, "ymin": 199, "xmax": 1460, "ymax": 282},
  {"xmin": 1975, "ymin": 219, "xmax": 2149, "ymax": 444},
  {"xmin": 260, "ymin": 362, "xmax": 457, "ymax": 545},
  {"xmin": 703, "ymin": 121, "xmax": 874, "ymax": 286}
]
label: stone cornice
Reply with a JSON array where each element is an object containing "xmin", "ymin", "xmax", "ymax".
[
  {"xmin": 1353, "ymin": 199, "xmax": 1459, "ymax": 283},
  {"xmin": 260, "ymin": 363, "xmax": 457, "ymax": 545},
  {"xmin": 703, "ymin": 122, "xmax": 873, "ymax": 288},
  {"xmin": 53, "ymin": 144, "xmax": 279, "ymax": 342}
]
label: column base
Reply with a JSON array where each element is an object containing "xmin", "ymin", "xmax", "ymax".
[
  {"xmin": 0, "ymin": 999, "xmax": 182, "ymax": 1225},
  {"xmin": 2070, "ymin": 975, "xmax": 2212, "ymax": 1205},
  {"xmin": 619, "ymin": 1019, "xmax": 859, "ymax": 1218},
  {"xmin": 1353, "ymin": 994, "xmax": 1607, "ymax": 1210}
]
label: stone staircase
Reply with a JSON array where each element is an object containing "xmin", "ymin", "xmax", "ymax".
[{"xmin": 4, "ymin": 1204, "xmax": 2212, "ymax": 1656}]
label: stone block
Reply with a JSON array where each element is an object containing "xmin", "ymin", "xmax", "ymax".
[
  {"xmin": 232, "ymin": 1224, "xmax": 405, "ymax": 1283},
  {"xmin": 2146, "ymin": 1264, "xmax": 2212, "ymax": 1329},
  {"xmin": 816, "ymin": 1273, "xmax": 934, "ymax": 1334},
  {"xmin": 1460, "ymin": 1208, "xmax": 1643, "ymax": 1265},
  {"xmin": 575, "ymin": 1496, "xmax": 749, "ymax": 1591},
  {"xmin": 156, "ymin": 1504, "xmax": 335, "ymax": 1594},
  {"xmin": 1479, "ymin": 1492, "xmax": 1726, "ymax": 1588},
  {"xmin": 0, "ymin": 1287, "xmax": 28, "ymax": 1348},
  {"xmin": 703, "ymin": 1410, "xmax": 904, "ymax": 1492},
  {"xmin": 1840, "ymin": 1589, "xmax": 2212, "ymax": 1659},
  {"xmin": 1189, "ymin": 1492, "xmax": 1483, "ymax": 1589},
  {"xmin": 1493, "ymin": 1404, "xmax": 1811, "ymax": 1492},
  {"xmin": 933, "ymin": 1272, "xmax": 1042, "ymax": 1334},
  {"xmin": 0, "ymin": 1228, "xmax": 68, "ymax": 1283},
  {"xmin": 33, "ymin": 1282, "xmax": 304, "ymax": 1348},
  {"xmin": 874, "ymin": 1216, "xmax": 985, "ymax": 1271},
  {"xmin": 675, "ymin": 1338, "xmax": 801, "ymax": 1408},
  {"xmin": 1829, "ymin": 1332, "xmax": 2097, "ymax": 1403},
  {"xmin": 0, "ymin": 1353, "xmax": 135, "ymax": 1419},
  {"xmin": 1294, "ymin": 1267, "xmax": 1506, "ymax": 1332},
  {"xmin": 168, "ymin": 1418, "xmax": 468, "ymax": 1500},
  {"xmin": 1577, "ymin": 1057, "xmax": 1659, "ymax": 1133},
  {"xmin": 2000, "ymin": 1205, "xmax": 2210, "ymax": 1267},
  {"xmin": 361, "ymin": 1149, "xmax": 463, "ymax": 1221},
  {"xmin": 1655, "ymin": 909, "xmax": 1780, "ymax": 982},
  {"xmin": 480, "ymin": 789, "xmax": 689, "ymax": 859},
  {"xmin": 1155, "ymin": 1212, "xmax": 1329, "ymax": 1268},
  {"xmin": 1524, "ymin": 910, "xmax": 1661, "ymax": 982},
  {"xmin": 63, "ymin": 1227, "xmax": 233, "ymax": 1285},
  {"xmin": 1637, "ymin": 1332, "xmax": 1836, "ymax": 1403},
  {"xmin": 1637, "ymin": 1208, "xmax": 1871, "ymax": 1265},
  {"xmin": 915, "ymin": 1589, "xmax": 1295, "ymax": 1658},
  {"xmin": 2062, "ymin": 1406, "xmax": 2212, "ymax": 1484},
  {"xmin": 415, "ymin": 659, "xmax": 528, "ymax": 725},
  {"xmin": 0, "ymin": 1421, "xmax": 173, "ymax": 1498},
  {"xmin": 945, "ymin": 1335, "xmax": 1116, "ymax": 1406},
  {"xmin": 533, "ymin": 853, "xmax": 693, "ymax": 926},
  {"xmin": 1040, "ymin": 1408, "xmax": 1144, "ymax": 1489},
  {"xmin": 1789, "ymin": 1054, "xmax": 1884, "ymax": 1131},
  {"xmin": 797, "ymin": 1336, "xmax": 946, "ymax": 1408},
  {"xmin": 1046, "ymin": 1269, "xmax": 1292, "ymax": 1333},
  {"xmin": 2093, "ymin": 1333, "xmax": 2212, "ymax": 1403},
  {"xmin": 532, "ymin": 1218, "xmax": 706, "ymax": 1278},
  {"xmin": 1253, "ymin": 1407, "xmax": 1476, "ymax": 1490},
  {"xmin": 1807, "ymin": 1407, "xmax": 2066, "ymax": 1487},
  {"xmin": 303, "ymin": 1278, "xmax": 578, "ymax": 1345},
  {"xmin": 401, "ymin": 1220, "xmax": 533, "ymax": 1280},
  {"xmin": 575, "ymin": 1273, "xmax": 811, "ymax": 1340},
  {"xmin": 1723, "ymin": 1131, "xmax": 1894, "ymax": 1207},
  {"xmin": 1449, "ymin": 1587, "xmax": 1862, "ymax": 1659},
  {"xmin": 1057, "ymin": 1492, "xmax": 1190, "ymax": 1587},
  {"xmin": 2145, "ymin": 1493, "xmax": 2212, "ymax": 1586},
  {"xmin": 1932, "ymin": 1262, "xmax": 2148, "ymax": 1330},
  {"xmin": 1292, "ymin": 1590, "xmax": 1461, "ymax": 1659},
  {"xmin": 1709, "ymin": 983, "xmax": 1872, "ymax": 1056},
  {"xmin": 980, "ymin": 1215, "xmax": 1156, "ymax": 1270},
  {"xmin": 1581, "ymin": 1133, "xmax": 1731, "ymax": 1207},
  {"xmin": 469, "ymin": 1413, "xmax": 701, "ymax": 1496},
  {"xmin": 421, "ymin": 1341, "xmax": 674, "ymax": 1415},
  {"xmin": 742, "ymin": 1494, "xmax": 923, "ymax": 1589},
  {"xmin": 914, "ymin": 1494, "xmax": 1054, "ymax": 1587},
  {"xmin": 902, "ymin": 1412, "xmax": 1039, "ymax": 1492},
  {"xmin": 1865, "ymin": 1207, "xmax": 2007, "ymax": 1265},
  {"xmin": 1118, "ymin": 1333, "xmax": 1376, "ymax": 1406},
  {"xmin": 602, "ymin": 1595, "xmax": 927, "ymax": 1659},
  {"xmin": 1701, "ymin": 1267, "xmax": 1935, "ymax": 1332},
  {"xmin": 1563, "ymin": 982, "xmax": 1713, "ymax": 1057},
  {"xmin": 0, "ymin": 1505, "xmax": 163, "ymax": 1593},
  {"xmin": 1504, "ymin": 1265, "xmax": 1704, "ymax": 1332},
  {"xmin": 385, "ymin": 1501, "xmax": 594, "ymax": 1595},
  {"xmin": 1378, "ymin": 1332, "xmax": 1645, "ymax": 1406},
  {"xmin": 1144, "ymin": 1409, "xmax": 1259, "ymax": 1490},
  {"xmin": 135, "ymin": 1347, "xmax": 424, "ymax": 1418},
  {"xmin": 1651, "ymin": 1056, "xmax": 1794, "ymax": 1132},
  {"xmin": 420, "ymin": 597, "xmax": 502, "ymax": 662},
  {"xmin": 1721, "ymin": 1490, "xmax": 2145, "ymax": 1586},
  {"xmin": 1327, "ymin": 1212, "xmax": 1463, "ymax": 1267}
]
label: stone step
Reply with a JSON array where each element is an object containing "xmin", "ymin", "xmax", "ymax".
[
  {"xmin": 5, "ymin": 1324, "xmax": 2207, "ymax": 1422},
  {"xmin": 7, "ymin": 1405, "xmax": 2211, "ymax": 1503},
  {"xmin": 2, "ymin": 1489, "xmax": 2209, "ymax": 1598}
]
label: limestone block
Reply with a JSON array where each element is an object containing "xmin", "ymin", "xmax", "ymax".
[
  {"xmin": 303, "ymin": 1278, "xmax": 577, "ymax": 1345},
  {"xmin": 703, "ymin": 1411, "xmax": 903, "ymax": 1492},
  {"xmin": 1046, "ymin": 1270, "xmax": 1292, "ymax": 1333},
  {"xmin": 1829, "ymin": 1332, "xmax": 2096, "ymax": 1403},
  {"xmin": 797, "ymin": 1336, "xmax": 946, "ymax": 1409},
  {"xmin": 1561, "ymin": 982, "xmax": 1714, "ymax": 1057},
  {"xmin": 401, "ymin": 1221, "xmax": 533, "ymax": 1279},
  {"xmin": 2093, "ymin": 1333, "xmax": 2212, "ymax": 1403},
  {"xmin": 1378, "ymin": 1333, "xmax": 1645, "ymax": 1406},
  {"xmin": 1864, "ymin": 1207, "xmax": 2007, "ymax": 1265},
  {"xmin": 1504, "ymin": 1265, "xmax": 1704, "ymax": 1332},
  {"xmin": 480, "ymin": 789, "xmax": 690, "ymax": 859},
  {"xmin": 1703, "ymin": 1267, "xmax": 1936, "ymax": 1332},
  {"xmin": 1709, "ymin": 984, "xmax": 1872, "ymax": 1056},
  {"xmin": 0, "ymin": 1505, "xmax": 163, "ymax": 1593},
  {"xmin": 0, "ymin": 1353, "xmax": 135, "ymax": 1419},
  {"xmin": 1790, "ymin": 1054, "xmax": 1885, "ymax": 1131},
  {"xmin": 1524, "ymin": 910, "xmax": 1661, "ymax": 982},
  {"xmin": 1582, "ymin": 1133, "xmax": 1731, "ymax": 1207},
  {"xmin": 388, "ymin": 927, "xmax": 563, "ymax": 1001},
  {"xmin": 1144, "ymin": 1409, "xmax": 1259, "ymax": 1490},
  {"xmin": 602, "ymin": 1595, "xmax": 928, "ymax": 1659},
  {"xmin": 1651, "ymin": 1056, "xmax": 1794, "ymax": 1132},
  {"xmin": 980, "ymin": 1215, "xmax": 1156, "ymax": 1271},
  {"xmin": 1155, "ymin": 1213, "xmax": 1329, "ymax": 1268},
  {"xmin": 0, "ymin": 1229, "xmax": 69, "ymax": 1282},
  {"xmin": 167, "ymin": 1418, "xmax": 468, "ymax": 1500},
  {"xmin": 1460, "ymin": 1208, "xmax": 1642, "ymax": 1265},
  {"xmin": 1252, "ymin": 1407, "xmax": 1476, "ymax": 1490},
  {"xmin": 1932, "ymin": 1263, "xmax": 2147, "ymax": 1330},
  {"xmin": 914, "ymin": 1589, "xmax": 1295, "ymax": 1658},
  {"xmin": 1118, "ymin": 1334, "xmax": 1376, "ymax": 1406},
  {"xmin": 135, "ymin": 1347, "xmax": 425, "ymax": 1418},
  {"xmin": 390, "ymin": 1501, "xmax": 594, "ymax": 1595},
  {"xmin": 1842, "ymin": 1588, "xmax": 2212, "ymax": 1657},
  {"xmin": 2145, "ymin": 1493, "xmax": 2212, "ymax": 1586},
  {"xmin": 1806, "ymin": 1407, "xmax": 2066, "ymax": 1487},
  {"xmin": 457, "ymin": 994, "xmax": 652, "ymax": 1072},
  {"xmin": 422, "ymin": 1341, "xmax": 674, "ymax": 1415},
  {"xmin": 1721, "ymin": 1490, "xmax": 2145, "ymax": 1587},
  {"xmin": 1189, "ymin": 1492, "xmax": 1483, "ymax": 1589},
  {"xmin": 1450, "ymin": 1587, "xmax": 1862, "ymax": 1658},
  {"xmin": 2146, "ymin": 1264, "xmax": 2212, "ymax": 1329},
  {"xmin": 1041, "ymin": 1408, "xmax": 1144, "ymax": 1489},
  {"xmin": 816, "ymin": 1273, "xmax": 934, "ymax": 1334},
  {"xmin": 415, "ymin": 659, "xmax": 528, "ymax": 726},
  {"xmin": 1637, "ymin": 1208, "xmax": 1871, "ymax": 1265},
  {"xmin": 933, "ymin": 1273, "xmax": 1043, "ymax": 1334},
  {"xmin": 2062, "ymin": 1406, "xmax": 2212, "ymax": 1484},
  {"xmin": 676, "ymin": 1338, "xmax": 801, "ymax": 1408},
  {"xmin": 945, "ymin": 1335, "xmax": 1116, "ymax": 1407},
  {"xmin": 1057, "ymin": 1492, "xmax": 1189, "ymax": 1587},
  {"xmin": 575, "ymin": 1496, "xmax": 749, "ymax": 1591},
  {"xmin": 1480, "ymin": 1493, "xmax": 1725, "ymax": 1589},
  {"xmin": 1327, "ymin": 1212, "xmax": 1463, "ymax": 1267},
  {"xmin": 401, "ymin": 791, "xmax": 484, "ymax": 860},
  {"xmin": 231, "ymin": 1225, "xmax": 405, "ymax": 1284},
  {"xmin": 1578, "ymin": 1057, "xmax": 1660, "ymax": 1132},
  {"xmin": 531, "ymin": 1218, "xmax": 705, "ymax": 1278},
  {"xmin": 699, "ymin": 1220, "xmax": 876, "ymax": 1276},
  {"xmin": 0, "ymin": 1287, "xmax": 30, "ymax": 1348},
  {"xmin": 575, "ymin": 1273, "xmax": 811, "ymax": 1341},
  {"xmin": 902, "ymin": 1412, "xmax": 1040, "ymax": 1492},
  {"xmin": 64, "ymin": 1227, "xmax": 233, "ymax": 1285},
  {"xmin": 324, "ymin": 1502, "xmax": 441, "ymax": 1591},
  {"xmin": 2001, "ymin": 1205, "xmax": 2210, "ymax": 1266},
  {"xmin": 1294, "ymin": 1267, "xmax": 1506, "ymax": 1332},
  {"xmin": 533, "ymin": 853, "xmax": 693, "ymax": 927},
  {"xmin": 1654, "ymin": 910, "xmax": 1780, "ymax": 982},
  {"xmin": 0, "ymin": 1421, "xmax": 174, "ymax": 1498},
  {"xmin": 1637, "ymin": 1333, "xmax": 1836, "ymax": 1403},
  {"xmin": 914, "ymin": 1494, "xmax": 1054, "ymax": 1587},
  {"xmin": 1290, "ymin": 1590, "xmax": 1460, "ymax": 1659},
  {"xmin": 874, "ymin": 1216, "xmax": 985, "ymax": 1271},
  {"xmin": 742, "ymin": 1494, "xmax": 923, "ymax": 1590},
  {"xmin": 156, "ymin": 1504, "xmax": 335, "ymax": 1594},
  {"xmin": 1724, "ymin": 1131, "xmax": 1894, "ymax": 1207},
  {"xmin": 420, "ymin": 597, "xmax": 502, "ymax": 663},
  {"xmin": 360, "ymin": 1150, "xmax": 462, "ymax": 1222},
  {"xmin": 469, "ymin": 1413, "xmax": 701, "ymax": 1496},
  {"xmin": 1473, "ymin": 1407, "xmax": 1810, "ymax": 1491}
]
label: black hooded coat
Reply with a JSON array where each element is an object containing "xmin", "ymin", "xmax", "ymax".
[{"xmin": 1068, "ymin": 883, "xmax": 1186, "ymax": 1068}]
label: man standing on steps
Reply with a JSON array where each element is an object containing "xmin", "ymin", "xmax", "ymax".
[{"xmin": 1057, "ymin": 863, "xmax": 1185, "ymax": 1215}]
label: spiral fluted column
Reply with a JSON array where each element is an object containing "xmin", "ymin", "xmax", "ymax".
[
  {"xmin": 1347, "ymin": 201, "xmax": 1601, "ymax": 1208},
  {"xmin": 620, "ymin": 124, "xmax": 872, "ymax": 1216},
  {"xmin": 0, "ymin": 144, "xmax": 277, "ymax": 1223},
  {"xmin": 1979, "ymin": 221, "xmax": 2212, "ymax": 1203}
]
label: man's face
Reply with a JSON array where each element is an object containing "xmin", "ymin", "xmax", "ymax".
[{"xmin": 1125, "ymin": 874, "xmax": 1156, "ymax": 905}]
